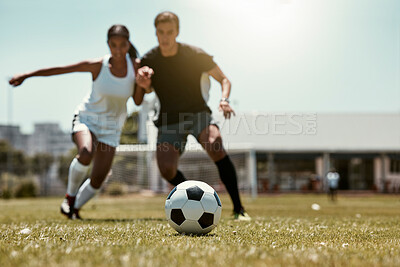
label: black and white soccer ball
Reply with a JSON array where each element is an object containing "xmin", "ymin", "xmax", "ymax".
[{"xmin": 165, "ymin": 180, "xmax": 222, "ymax": 235}]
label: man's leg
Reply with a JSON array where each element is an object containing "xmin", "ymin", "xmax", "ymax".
[
  {"xmin": 329, "ymin": 188, "xmax": 334, "ymax": 201},
  {"xmin": 197, "ymin": 124, "xmax": 245, "ymax": 215},
  {"xmin": 157, "ymin": 142, "xmax": 187, "ymax": 186}
]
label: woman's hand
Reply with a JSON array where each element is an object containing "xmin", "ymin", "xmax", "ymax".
[
  {"xmin": 136, "ymin": 66, "xmax": 154, "ymax": 93},
  {"xmin": 219, "ymin": 100, "xmax": 235, "ymax": 119},
  {"xmin": 9, "ymin": 74, "xmax": 28, "ymax": 87}
]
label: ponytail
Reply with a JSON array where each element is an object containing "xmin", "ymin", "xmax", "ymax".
[{"xmin": 128, "ymin": 42, "xmax": 139, "ymax": 60}]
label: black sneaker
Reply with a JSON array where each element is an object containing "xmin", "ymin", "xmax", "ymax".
[
  {"xmin": 60, "ymin": 194, "xmax": 76, "ymax": 219},
  {"xmin": 72, "ymin": 209, "xmax": 82, "ymax": 220}
]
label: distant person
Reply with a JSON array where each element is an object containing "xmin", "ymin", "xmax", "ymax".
[
  {"xmin": 9, "ymin": 25, "xmax": 143, "ymax": 219},
  {"xmin": 134, "ymin": 11, "xmax": 251, "ymax": 221},
  {"xmin": 326, "ymin": 169, "xmax": 340, "ymax": 201}
]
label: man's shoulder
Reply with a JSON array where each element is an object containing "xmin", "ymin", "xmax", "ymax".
[
  {"xmin": 179, "ymin": 43, "xmax": 208, "ymax": 55},
  {"xmin": 142, "ymin": 46, "xmax": 160, "ymax": 62}
]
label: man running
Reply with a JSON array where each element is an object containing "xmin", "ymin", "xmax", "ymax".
[{"xmin": 134, "ymin": 11, "xmax": 250, "ymax": 221}]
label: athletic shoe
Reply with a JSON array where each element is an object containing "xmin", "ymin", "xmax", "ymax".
[
  {"xmin": 71, "ymin": 209, "xmax": 82, "ymax": 220},
  {"xmin": 233, "ymin": 209, "xmax": 252, "ymax": 221},
  {"xmin": 60, "ymin": 194, "xmax": 76, "ymax": 219}
]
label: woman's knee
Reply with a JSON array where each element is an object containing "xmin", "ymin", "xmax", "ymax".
[
  {"xmin": 90, "ymin": 160, "xmax": 115, "ymax": 190},
  {"xmin": 90, "ymin": 177, "xmax": 104, "ymax": 189},
  {"xmin": 77, "ymin": 146, "xmax": 94, "ymax": 165},
  {"xmin": 90, "ymin": 167, "xmax": 112, "ymax": 189}
]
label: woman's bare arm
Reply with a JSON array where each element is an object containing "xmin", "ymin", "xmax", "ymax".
[{"xmin": 9, "ymin": 58, "xmax": 102, "ymax": 87}]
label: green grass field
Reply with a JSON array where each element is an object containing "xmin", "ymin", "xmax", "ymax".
[{"xmin": 1, "ymin": 194, "xmax": 400, "ymax": 267}]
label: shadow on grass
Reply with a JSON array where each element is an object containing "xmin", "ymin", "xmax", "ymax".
[
  {"xmin": 83, "ymin": 217, "xmax": 166, "ymax": 223},
  {"xmin": 81, "ymin": 218, "xmax": 217, "ymax": 236},
  {"xmin": 170, "ymin": 233, "xmax": 216, "ymax": 237}
]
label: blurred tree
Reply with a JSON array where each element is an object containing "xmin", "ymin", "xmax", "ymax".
[
  {"xmin": 15, "ymin": 180, "xmax": 37, "ymax": 198},
  {"xmin": 0, "ymin": 140, "xmax": 29, "ymax": 176},
  {"xmin": 0, "ymin": 140, "xmax": 8, "ymax": 163},
  {"xmin": 30, "ymin": 153, "xmax": 54, "ymax": 175},
  {"xmin": 0, "ymin": 141, "xmax": 12, "ymax": 174},
  {"xmin": 13, "ymin": 151, "xmax": 29, "ymax": 176},
  {"xmin": 58, "ymin": 147, "xmax": 78, "ymax": 185}
]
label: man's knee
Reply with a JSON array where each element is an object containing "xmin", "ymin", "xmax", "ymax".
[
  {"xmin": 210, "ymin": 149, "xmax": 226, "ymax": 162},
  {"xmin": 158, "ymin": 163, "xmax": 176, "ymax": 180},
  {"xmin": 204, "ymin": 136, "xmax": 226, "ymax": 161},
  {"xmin": 157, "ymin": 143, "xmax": 180, "ymax": 180}
]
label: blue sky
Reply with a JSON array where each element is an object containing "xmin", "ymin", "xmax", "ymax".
[{"xmin": 1, "ymin": 0, "xmax": 399, "ymax": 133}]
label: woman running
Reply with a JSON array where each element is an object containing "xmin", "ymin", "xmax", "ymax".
[{"xmin": 9, "ymin": 25, "xmax": 139, "ymax": 219}]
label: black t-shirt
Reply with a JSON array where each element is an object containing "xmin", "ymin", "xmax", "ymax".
[{"xmin": 141, "ymin": 43, "xmax": 216, "ymax": 126}]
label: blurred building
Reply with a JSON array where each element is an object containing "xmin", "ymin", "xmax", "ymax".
[
  {"xmin": 29, "ymin": 123, "xmax": 73, "ymax": 156},
  {"xmin": 0, "ymin": 123, "xmax": 74, "ymax": 156},
  {"xmin": 135, "ymin": 112, "xmax": 400, "ymax": 193},
  {"xmin": 213, "ymin": 113, "xmax": 400, "ymax": 193},
  {"xmin": 0, "ymin": 125, "xmax": 30, "ymax": 152}
]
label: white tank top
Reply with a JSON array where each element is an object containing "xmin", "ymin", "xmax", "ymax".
[{"xmin": 75, "ymin": 54, "xmax": 135, "ymax": 134}]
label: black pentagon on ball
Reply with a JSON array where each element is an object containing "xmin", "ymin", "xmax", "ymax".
[
  {"xmin": 198, "ymin": 212, "xmax": 214, "ymax": 229},
  {"xmin": 186, "ymin": 186, "xmax": 204, "ymax": 201},
  {"xmin": 167, "ymin": 187, "xmax": 177, "ymax": 200},
  {"xmin": 214, "ymin": 191, "xmax": 222, "ymax": 207},
  {"xmin": 170, "ymin": 209, "xmax": 185, "ymax": 226}
]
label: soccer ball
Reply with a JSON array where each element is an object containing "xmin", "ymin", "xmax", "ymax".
[{"xmin": 165, "ymin": 180, "xmax": 222, "ymax": 235}]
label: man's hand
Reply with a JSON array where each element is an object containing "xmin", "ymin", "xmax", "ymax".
[
  {"xmin": 136, "ymin": 66, "xmax": 154, "ymax": 93},
  {"xmin": 219, "ymin": 100, "xmax": 235, "ymax": 119}
]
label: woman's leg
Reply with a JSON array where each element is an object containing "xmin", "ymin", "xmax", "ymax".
[
  {"xmin": 67, "ymin": 130, "xmax": 96, "ymax": 195},
  {"xmin": 74, "ymin": 142, "xmax": 116, "ymax": 211},
  {"xmin": 61, "ymin": 130, "xmax": 95, "ymax": 218}
]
